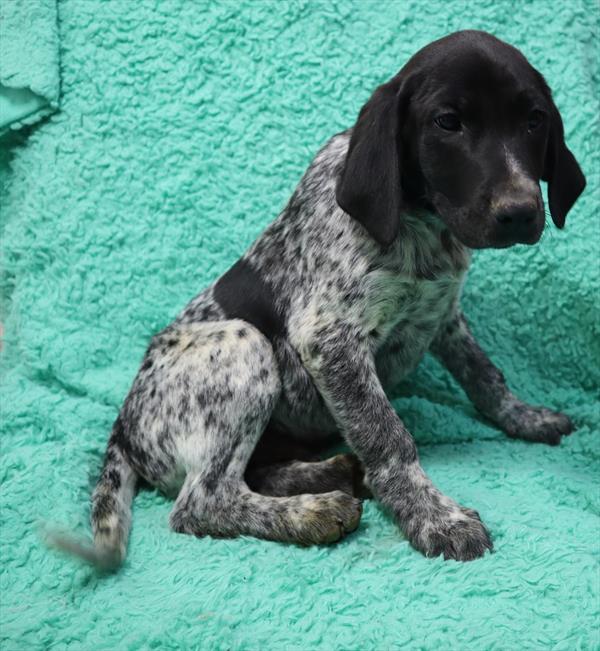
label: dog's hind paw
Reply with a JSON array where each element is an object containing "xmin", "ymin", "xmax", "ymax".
[{"xmin": 294, "ymin": 491, "xmax": 363, "ymax": 545}]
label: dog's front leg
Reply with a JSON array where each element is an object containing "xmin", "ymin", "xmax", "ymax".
[
  {"xmin": 301, "ymin": 323, "xmax": 492, "ymax": 561},
  {"xmin": 431, "ymin": 312, "xmax": 574, "ymax": 445}
]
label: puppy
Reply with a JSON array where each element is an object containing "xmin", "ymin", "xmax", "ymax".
[{"xmin": 53, "ymin": 30, "xmax": 585, "ymax": 568}]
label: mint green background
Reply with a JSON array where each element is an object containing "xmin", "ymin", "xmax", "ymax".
[{"xmin": 1, "ymin": 1, "xmax": 598, "ymax": 649}]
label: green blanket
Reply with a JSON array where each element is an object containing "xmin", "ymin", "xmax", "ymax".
[{"xmin": 1, "ymin": 1, "xmax": 598, "ymax": 649}]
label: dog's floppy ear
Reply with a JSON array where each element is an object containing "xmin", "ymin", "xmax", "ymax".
[
  {"xmin": 542, "ymin": 97, "xmax": 586, "ymax": 229},
  {"xmin": 336, "ymin": 76, "xmax": 407, "ymax": 247}
]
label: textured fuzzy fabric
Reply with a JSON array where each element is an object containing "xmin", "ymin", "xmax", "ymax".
[{"xmin": 1, "ymin": 1, "xmax": 599, "ymax": 649}]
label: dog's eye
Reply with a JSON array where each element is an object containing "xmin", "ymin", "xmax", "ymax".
[
  {"xmin": 434, "ymin": 113, "xmax": 462, "ymax": 132},
  {"xmin": 527, "ymin": 110, "xmax": 545, "ymax": 132}
]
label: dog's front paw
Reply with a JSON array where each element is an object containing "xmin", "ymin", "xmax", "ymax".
[
  {"xmin": 409, "ymin": 504, "xmax": 493, "ymax": 562},
  {"xmin": 501, "ymin": 403, "xmax": 574, "ymax": 446}
]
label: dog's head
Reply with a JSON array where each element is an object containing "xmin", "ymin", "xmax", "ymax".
[{"xmin": 337, "ymin": 30, "xmax": 586, "ymax": 248}]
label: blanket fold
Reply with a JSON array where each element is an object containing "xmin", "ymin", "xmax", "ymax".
[{"xmin": 0, "ymin": 0, "xmax": 60, "ymax": 134}]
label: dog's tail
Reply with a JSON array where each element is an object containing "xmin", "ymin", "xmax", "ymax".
[{"xmin": 46, "ymin": 425, "xmax": 138, "ymax": 571}]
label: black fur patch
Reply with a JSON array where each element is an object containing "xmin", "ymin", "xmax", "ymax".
[{"xmin": 213, "ymin": 258, "xmax": 285, "ymax": 340}]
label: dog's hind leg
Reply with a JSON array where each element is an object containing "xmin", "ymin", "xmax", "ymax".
[
  {"xmin": 165, "ymin": 320, "xmax": 362, "ymax": 544},
  {"xmin": 170, "ymin": 476, "xmax": 362, "ymax": 544},
  {"xmin": 244, "ymin": 424, "xmax": 369, "ymax": 497},
  {"xmin": 245, "ymin": 453, "xmax": 369, "ymax": 498}
]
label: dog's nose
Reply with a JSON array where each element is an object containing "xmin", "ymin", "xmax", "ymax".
[
  {"xmin": 496, "ymin": 205, "xmax": 536, "ymax": 225},
  {"xmin": 494, "ymin": 202, "xmax": 539, "ymax": 239}
]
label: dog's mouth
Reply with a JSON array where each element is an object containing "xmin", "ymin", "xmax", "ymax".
[
  {"xmin": 489, "ymin": 218, "xmax": 545, "ymax": 248},
  {"xmin": 449, "ymin": 216, "xmax": 545, "ymax": 249},
  {"xmin": 430, "ymin": 193, "xmax": 545, "ymax": 250}
]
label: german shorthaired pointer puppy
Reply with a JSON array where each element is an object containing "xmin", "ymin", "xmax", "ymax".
[{"xmin": 53, "ymin": 30, "xmax": 585, "ymax": 568}]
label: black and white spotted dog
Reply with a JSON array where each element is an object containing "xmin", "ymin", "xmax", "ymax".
[{"xmin": 54, "ymin": 30, "xmax": 585, "ymax": 567}]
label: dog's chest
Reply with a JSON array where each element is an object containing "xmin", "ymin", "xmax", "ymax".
[
  {"xmin": 363, "ymin": 229, "xmax": 470, "ymax": 345},
  {"xmin": 366, "ymin": 273, "xmax": 463, "ymax": 351}
]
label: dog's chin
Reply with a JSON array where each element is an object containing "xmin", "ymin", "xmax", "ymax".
[
  {"xmin": 490, "ymin": 227, "xmax": 544, "ymax": 249},
  {"xmin": 465, "ymin": 227, "xmax": 544, "ymax": 249}
]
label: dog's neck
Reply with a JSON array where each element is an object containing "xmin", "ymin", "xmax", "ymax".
[{"xmin": 384, "ymin": 208, "xmax": 471, "ymax": 278}]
